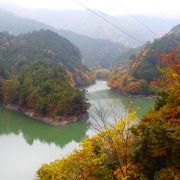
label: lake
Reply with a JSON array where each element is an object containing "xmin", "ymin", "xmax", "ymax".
[{"xmin": 0, "ymin": 80, "xmax": 154, "ymax": 180}]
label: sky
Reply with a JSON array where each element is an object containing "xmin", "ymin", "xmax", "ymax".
[{"xmin": 0, "ymin": 0, "xmax": 180, "ymax": 18}]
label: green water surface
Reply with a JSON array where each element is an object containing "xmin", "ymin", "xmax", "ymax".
[{"xmin": 0, "ymin": 81, "xmax": 154, "ymax": 180}]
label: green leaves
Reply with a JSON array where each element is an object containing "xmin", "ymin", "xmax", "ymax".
[{"xmin": 1, "ymin": 60, "xmax": 89, "ymax": 119}]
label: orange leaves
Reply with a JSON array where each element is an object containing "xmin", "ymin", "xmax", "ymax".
[
  {"xmin": 159, "ymin": 49, "xmax": 180, "ymax": 67},
  {"xmin": 156, "ymin": 50, "xmax": 180, "ymax": 90}
]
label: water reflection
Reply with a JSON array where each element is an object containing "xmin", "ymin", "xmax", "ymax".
[
  {"xmin": 0, "ymin": 80, "xmax": 155, "ymax": 180},
  {"xmin": 0, "ymin": 133, "xmax": 79, "ymax": 180},
  {"xmin": 88, "ymin": 89, "xmax": 154, "ymax": 118},
  {"xmin": 0, "ymin": 107, "xmax": 90, "ymax": 147},
  {"xmin": 0, "ymin": 81, "xmax": 154, "ymax": 147}
]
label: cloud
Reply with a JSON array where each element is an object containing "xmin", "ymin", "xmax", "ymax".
[{"xmin": 0, "ymin": 0, "xmax": 180, "ymax": 18}]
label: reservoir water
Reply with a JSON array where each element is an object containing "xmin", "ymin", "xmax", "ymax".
[{"xmin": 0, "ymin": 81, "xmax": 154, "ymax": 180}]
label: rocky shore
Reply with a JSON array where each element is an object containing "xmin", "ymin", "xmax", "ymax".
[{"xmin": 4, "ymin": 104, "xmax": 89, "ymax": 126}]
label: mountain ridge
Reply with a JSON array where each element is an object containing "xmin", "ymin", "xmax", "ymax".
[
  {"xmin": 107, "ymin": 24, "xmax": 180, "ymax": 95},
  {"xmin": 0, "ymin": 9, "xmax": 130, "ymax": 67},
  {"xmin": 0, "ymin": 30, "xmax": 95, "ymax": 86},
  {"xmin": 1, "ymin": 3, "xmax": 178, "ymax": 47}
]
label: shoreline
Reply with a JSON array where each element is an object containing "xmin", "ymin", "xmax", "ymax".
[
  {"xmin": 110, "ymin": 88, "xmax": 157, "ymax": 100},
  {"xmin": 4, "ymin": 104, "xmax": 89, "ymax": 126}
]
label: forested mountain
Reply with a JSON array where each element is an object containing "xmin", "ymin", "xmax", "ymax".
[
  {"xmin": 131, "ymin": 24, "xmax": 180, "ymax": 83},
  {"xmin": 40, "ymin": 12, "xmax": 178, "ymax": 47},
  {"xmin": 108, "ymin": 24, "xmax": 180, "ymax": 95},
  {"xmin": 0, "ymin": 9, "xmax": 130, "ymax": 67},
  {"xmin": 0, "ymin": 30, "xmax": 94, "ymax": 86},
  {"xmin": 1, "ymin": 3, "xmax": 178, "ymax": 47},
  {"xmin": 38, "ymin": 52, "xmax": 180, "ymax": 179},
  {"xmin": 112, "ymin": 45, "xmax": 144, "ymax": 66},
  {"xmin": 58, "ymin": 30, "xmax": 128, "ymax": 67},
  {"xmin": 0, "ymin": 30, "xmax": 95, "ymax": 124}
]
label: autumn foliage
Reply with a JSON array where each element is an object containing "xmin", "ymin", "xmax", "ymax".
[
  {"xmin": 108, "ymin": 24, "xmax": 180, "ymax": 95},
  {"xmin": 38, "ymin": 112, "xmax": 137, "ymax": 180},
  {"xmin": 131, "ymin": 52, "xmax": 180, "ymax": 179},
  {"xmin": 0, "ymin": 30, "xmax": 93, "ymax": 120},
  {"xmin": 38, "ymin": 51, "xmax": 180, "ymax": 179}
]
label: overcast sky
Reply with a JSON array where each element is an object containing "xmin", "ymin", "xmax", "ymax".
[{"xmin": 0, "ymin": 0, "xmax": 180, "ymax": 18}]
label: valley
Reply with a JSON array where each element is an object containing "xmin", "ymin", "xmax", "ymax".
[
  {"xmin": 0, "ymin": 2, "xmax": 179, "ymax": 180},
  {"xmin": 0, "ymin": 80, "xmax": 154, "ymax": 179}
]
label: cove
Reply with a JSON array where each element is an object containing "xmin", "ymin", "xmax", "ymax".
[{"xmin": 0, "ymin": 80, "xmax": 154, "ymax": 180}]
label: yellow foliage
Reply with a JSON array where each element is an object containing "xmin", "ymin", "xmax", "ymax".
[{"xmin": 38, "ymin": 111, "xmax": 137, "ymax": 180}]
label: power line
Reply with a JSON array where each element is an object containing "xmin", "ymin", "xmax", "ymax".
[
  {"xmin": 151, "ymin": 0, "xmax": 175, "ymax": 27},
  {"xmin": 73, "ymin": 0, "xmax": 144, "ymax": 45},
  {"xmin": 114, "ymin": 0, "xmax": 158, "ymax": 37}
]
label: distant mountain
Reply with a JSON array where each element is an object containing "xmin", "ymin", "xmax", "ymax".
[
  {"xmin": 0, "ymin": 30, "xmax": 94, "ymax": 86},
  {"xmin": 1, "ymin": 3, "xmax": 178, "ymax": 47},
  {"xmin": 0, "ymin": 9, "xmax": 49, "ymax": 35},
  {"xmin": 0, "ymin": 9, "xmax": 129, "ymax": 67},
  {"xmin": 58, "ymin": 30, "xmax": 127, "ymax": 67},
  {"xmin": 114, "ymin": 45, "xmax": 144, "ymax": 65}
]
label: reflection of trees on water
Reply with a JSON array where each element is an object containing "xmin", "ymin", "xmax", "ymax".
[
  {"xmin": 89, "ymin": 89, "xmax": 154, "ymax": 118},
  {"xmin": 0, "ymin": 83, "xmax": 154, "ymax": 147},
  {"xmin": 0, "ymin": 107, "xmax": 89, "ymax": 147}
]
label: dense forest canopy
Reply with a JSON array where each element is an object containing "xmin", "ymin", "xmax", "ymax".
[
  {"xmin": 38, "ymin": 50, "xmax": 180, "ymax": 180},
  {"xmin": 108, "ymin": 24, "xmax": 180, "ymax": 95},
  {"xmin": 0, "ymin": 30, "xmax": 81, "ymax": 71},
  {"xmin": 0, "ymin": 9, "xmax": 135, "ymax": 68},
  {"xmin": 0, "ymin": 30, "xmax": 95, "ymax": 86},
  {"xmin": 3, "ymin": 62, "xmax": 89, "ymax": 117},
  {"xmin": 0, "ymin": 30, "xmax": 93, "ymax": 122}
]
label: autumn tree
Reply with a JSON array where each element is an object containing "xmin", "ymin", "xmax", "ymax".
[
  {"xmin": 131, "ymin": 51, "xmax": 180, "ymax": 179},
  {"xmin": 38, "ymin": 102, "xmax": 137, "ymax": 180}
]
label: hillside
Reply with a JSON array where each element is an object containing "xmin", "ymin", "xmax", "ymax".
[
  {"xmin": 108, "ymin": 24, "xmax": 180, "ymax": 95},
  {"xmin": 0, "ymin": 9, "xmax": 130, "ymax": 68},
  {"xmin": 1, "ymin": 4, "xmax": 178, "ymax": 47},
  {"xmin": 131, "ymin": 23, "xmax": 180, "ymax": 83},
  {"xmin": 0, "ymin": 30, "xmax": 95, "ymax": 86},
  {"xmin": 114, "ymin": 45, "xmax": 143, "ymax": 65},
  {"xmin": 58, "ymin": 30, "xmax": 128, "ymax": 67},
  {"xmin": 0, "ymin": 30, "xmax": 93, "ymax": 124},
  {"xmin": 38, "ymin": 52, "xmax": 180, "ymax": 179}
]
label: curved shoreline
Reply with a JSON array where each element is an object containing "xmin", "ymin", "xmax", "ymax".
[
  {"xmin": 4, "ymin": 104, "xmax": 89, "ymax": 126},
  {"xmin": 110, "ymin": 88, "xmax": 157, "ymax": 100}
]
